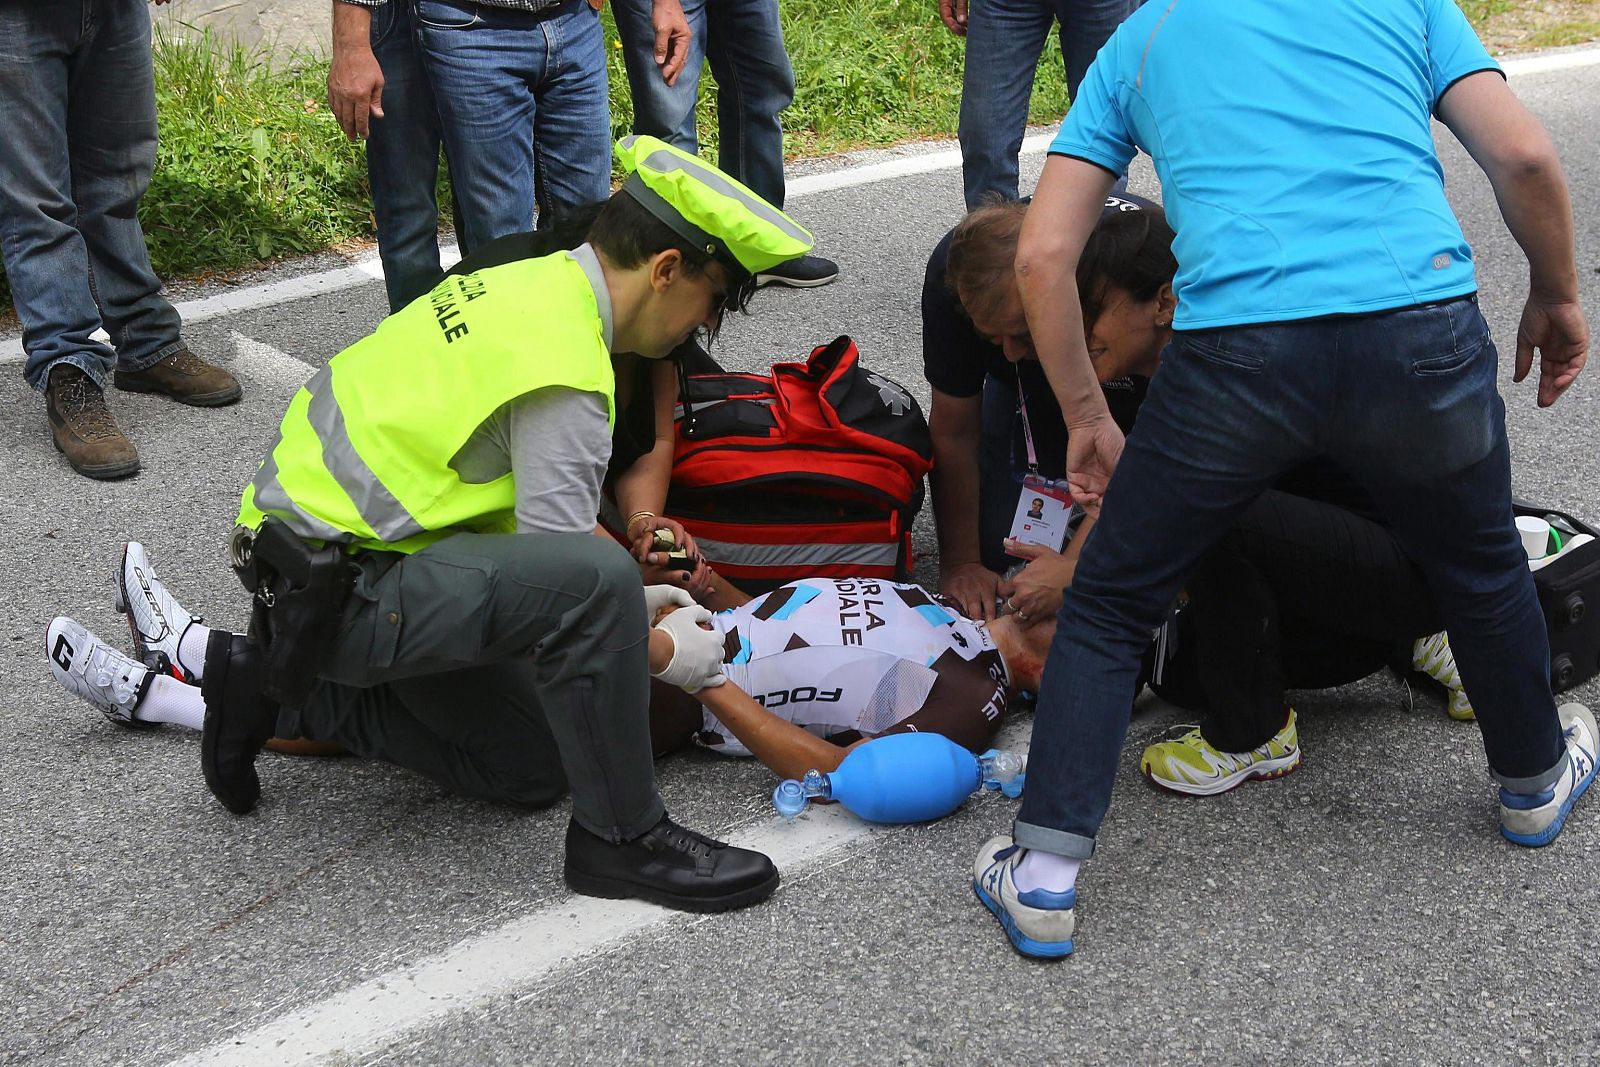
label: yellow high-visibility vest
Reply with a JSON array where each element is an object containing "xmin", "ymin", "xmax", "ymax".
[{"xmin": 237, "ymin": 252, "xmax": 615, "ymax": 553}]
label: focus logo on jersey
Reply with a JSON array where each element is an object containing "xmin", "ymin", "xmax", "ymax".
[{"xmin": 704, "ymin": 579, "xmax": 1008, "ymax": 756}]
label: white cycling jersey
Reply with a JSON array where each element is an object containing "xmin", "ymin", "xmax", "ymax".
[{"xmin": 701, "ymin": 578, "xmax": 1010, "ymax": 756}]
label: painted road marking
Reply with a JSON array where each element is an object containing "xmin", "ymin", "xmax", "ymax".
[
  {"xmin": 163, "ymin": 720, "xmax": 1032, "ymax": 1067},
  {"xmin": 5, "ymin": 41, "xmax": 1596, "ymax": 366}
]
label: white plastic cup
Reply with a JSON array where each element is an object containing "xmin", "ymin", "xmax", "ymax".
[{"xmin": 1516, "ymin": 515, "xmax": 1552, "ymax": 560}]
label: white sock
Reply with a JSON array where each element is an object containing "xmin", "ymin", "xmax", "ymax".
[
  {"xmin": 1012, "ymin": 849, "xmax": 1082, "ymax": 894},
  {"xmin": 177, "ymin": 622, "xmax": 212, "ymax": 681},
  {"xmin": 134, "ymin": 673, "xmax": 207, "ymax": 731}
]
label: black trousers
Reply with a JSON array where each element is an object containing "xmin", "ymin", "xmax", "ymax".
[{"xmin": 1151, "ymin": 490, "xmax": 1443, "ymax": 752}]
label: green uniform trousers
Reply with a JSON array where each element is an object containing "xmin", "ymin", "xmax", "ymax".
[{"xmin": 275, "ymin": 532, "xmax": 664, "ymax": 842}]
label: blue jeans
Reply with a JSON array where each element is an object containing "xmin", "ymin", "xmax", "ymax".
[
  {"xmin": 367, "ymin": 0, "xmax": 449, "ymax": 312},
  {"xmin": 0, "ymin": 0, "xmax": 183, "ymax": 390},
  {"xmin": 611, "ymin": 0, "xmax": 795, "ymax": 206},
  {"xmin": 1015, "ymin": 297, "xmax": 1568, "ymax": 859},
  {"xmin": 415, "ymin": 0, "xmax": 610, "ymax": 253},
  {"xmin": 958, "ymin": 0, "xmax": 1133, "ymax": 209}
]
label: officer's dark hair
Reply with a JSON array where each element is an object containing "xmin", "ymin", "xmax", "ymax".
[
  {"xmin": 1076, "ymin": 207, "xmax": 1177, "ymax": 331},
  {"xmin": 587, "ymin": 190, "xmax": 757, "ymax": 340}
]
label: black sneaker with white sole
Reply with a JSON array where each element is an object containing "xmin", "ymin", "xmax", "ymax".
[{"xmin": 756, "ymin": 254, "xmax": 839, "ymax": 288}]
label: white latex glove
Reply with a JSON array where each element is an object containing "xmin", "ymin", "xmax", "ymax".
[
  {"xmin": 651, "ymin": 605, "xmax": 728, "ymax": 692},
  {"xmin": 644, "ymin": 584, "xmax": 696, "ymax": 616}
]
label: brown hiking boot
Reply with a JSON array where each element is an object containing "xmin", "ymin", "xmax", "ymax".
[
  {"xmin": 114, "ymin": 346, "xmax": 242, "ymax": 407},
  {"xmin": 45, "ymin": 365, "xmax": 141, "ymax": 479}
]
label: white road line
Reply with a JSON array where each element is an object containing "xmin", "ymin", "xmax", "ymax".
[
  {"xmin": 164, "ymin": 717, "xmax": 1031, "ymax": 1067},
  {"xmin": 224, "ymin": 332, "xmax": 314, "ymax": 391},
  {"xmin": 3, "ymin": 40, "xmax": 1597, "ymax": 368},
  {"xmin": 785, "ymin": 133, "xmax": 1053, "ymax": 200},
  {"xmin": 1501, "ymin": 47, "xmax": 1600, "ymax": 76}
]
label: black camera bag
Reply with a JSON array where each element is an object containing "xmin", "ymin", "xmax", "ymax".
[{"xmin": 1514, "ymin": 501, "xmax": 1600, "ymax": 694}]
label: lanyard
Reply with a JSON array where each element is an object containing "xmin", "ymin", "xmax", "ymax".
[{"xmin": 1015, "ymin": 375, "xmax": 1040, "ymax": 475}]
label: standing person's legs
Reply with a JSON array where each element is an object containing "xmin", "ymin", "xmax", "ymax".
[
  {"xmin": 0, "ymin": 2, "xmax": 120, "ymax": 390},
  {"xmin": 702, "ymin": 0, "xmax": 794, "ymax": 208},
  {"xmin": 529, "ymin": 0, "xmax": 611, "ymax": 221},
  {"xmin": 416, "ymin": 0, "xmax": 541, "ymax": 253},
  {"xmin": 1330, "ymin": 299, "xmax": 1566, "ymax": 794},
  {"xmin": 957, "ymin": 0, "xmax": 1055, "ymax": 209},
  {"xmin": 1017, "ymin": 326, "xmax": 1328, "ymax": 856},
  {"xmin": 367, "ymin": 0, "xmax": 449, "ymax": 312},
  {"xmin": 1051, "ymin": 0, "xmax": 1133, "ymax": 102},
  {"xmin": 613, "ymin": 0, "xmax": 708, "ymax": 153},
  {"xmin": 66, "ymin": 0, "xmax": 184, "ymax": 375}
]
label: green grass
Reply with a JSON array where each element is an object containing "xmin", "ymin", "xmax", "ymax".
[
  {"xmin": 142, "ymin": 31, "xmax": 376, "ymax": 274},
  {"xmin": 0, "ymin": 1, "xmax": 1590, "ymax": 312}
]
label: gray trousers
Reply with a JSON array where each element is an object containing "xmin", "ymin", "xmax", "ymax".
[{"xmin": 277, "ymin": 532, "xmax": 664, "ymax": 842}]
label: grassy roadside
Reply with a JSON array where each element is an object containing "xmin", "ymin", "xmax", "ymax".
[{"xmin": 1, "ymin": 0, "xmax": 1596, "ymax": 314}]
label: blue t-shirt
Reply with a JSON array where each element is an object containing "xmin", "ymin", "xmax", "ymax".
[{"xmin": 1050, "ymin": 0, "xmax": 1502, "ymax": 329}]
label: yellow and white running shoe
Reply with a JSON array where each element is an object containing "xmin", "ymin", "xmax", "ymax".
[
  {"xmin": 1140, "ymin": 710, "xmax": 1302, "ymax": 796},
  {"xmin": 1411, "ymin": 631, "xmax": 1475, "ymax": 721}
]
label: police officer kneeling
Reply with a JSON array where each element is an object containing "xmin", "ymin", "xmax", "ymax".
[{"xmin": 210, "ymin": 137, "xmax": 814, "ymax": 912}]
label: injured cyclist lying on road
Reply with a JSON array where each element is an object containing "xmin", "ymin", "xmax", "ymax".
[{"xmin": 47, "ymin": 543, "xmax": 1057, "ymax": 788}]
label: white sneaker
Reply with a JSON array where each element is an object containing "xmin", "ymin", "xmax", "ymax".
[
  {"xmin": 971, "ymin": 835, "xmax": 1075, "ymax": 959},
  {"xmin": 1411, "ymin": 631, "xmax": 1475, "ymax": 721},
  {"xmin": 1499, "ymin": 704, "xmax": 1597, "ymax": 848},
  {"xmin": 115, "ymin": 541, "xmax": 201, "ymax": 681},
  {"xmin": 46, "ymin": 616, "xmax": 154, "ymax": 728}
]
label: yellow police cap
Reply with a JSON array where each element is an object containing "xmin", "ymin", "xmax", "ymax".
[{"xmin": 614, "ymin": 135, "xmax": 813, "ymax": 277}]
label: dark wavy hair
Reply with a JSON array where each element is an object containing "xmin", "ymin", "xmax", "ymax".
[{"xmin": 1076, "ymin": 207, "xmax": 1176, "ymax": 329}]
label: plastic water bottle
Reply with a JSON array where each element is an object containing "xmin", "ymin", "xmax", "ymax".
[{"xmin": 771, "ymin": 732, "xmax": 1026, "ymax": 823}]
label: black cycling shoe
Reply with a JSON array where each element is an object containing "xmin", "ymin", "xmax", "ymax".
[
  {"xmin": 563, "ymin": 814, "xmax": 780, "ymax": 913},
  {"xmin": 199, "ymin": 630, "xmax": 277, "ymax": 815}
]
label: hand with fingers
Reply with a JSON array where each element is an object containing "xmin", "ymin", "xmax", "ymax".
[
  {"xmin": 997, "ymin": 539, "xmax": 1072, "ymax": 624},
  {"xmin": 940, "ymin": 560, "xmax": 1002, "ymax": 621},
  {"xmin": 938, "ymin": 0, "xmax": 968, "ymax": 36},
  {"xmin": 328, "ymin": 9, "xmax": 384, "ymax": 141},
  {"xmin": 1516, "ymin": 297, "xmax": 1589, "ymax": 408},
  {"xmin": 1065, "ymin": 415, "xmax": 1125, "ymax": 519},
  {"xmin": 650, "ymin": 0, "xmax": 693, "ymax": 85}
]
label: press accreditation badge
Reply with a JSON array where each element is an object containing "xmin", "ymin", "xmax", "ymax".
[{"xmin": 1009, "ymin": 475, "xmax": 1073, "ymax": 552}]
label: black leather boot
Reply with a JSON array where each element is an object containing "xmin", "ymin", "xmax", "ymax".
[
  {"xmin": 564, "ymin": 814, "xmax": 779, "ymax": 913},
  {"xmin": 199, "ymin": 630, "xmax": 278, "ymax": 814}
]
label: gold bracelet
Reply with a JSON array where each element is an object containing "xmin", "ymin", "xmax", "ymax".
[{"xmin": 625, "ymin": 510, "xmax": 657, "ymax": 534}]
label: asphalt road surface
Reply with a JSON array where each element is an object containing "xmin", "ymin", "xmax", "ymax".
[{"xmin": 3, "ymin": 48, "xmax": 1599, "ymax": 1067}]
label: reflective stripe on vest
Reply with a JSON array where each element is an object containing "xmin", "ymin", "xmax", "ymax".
[{"xmin": 238, "ymin": 252, "xmax": 615, "ymax": 552}]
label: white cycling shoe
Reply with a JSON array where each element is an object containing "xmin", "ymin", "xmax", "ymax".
[
  {"xmin": 46, "ymin": 616, "xmax": 154, "ymax": 728},
  {"xmin": 115, "ymin": 541, "xmax": 202, "ymax": 681}
]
